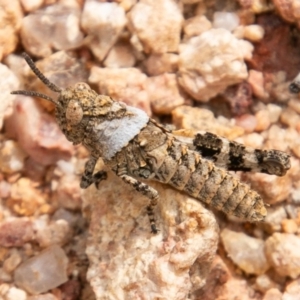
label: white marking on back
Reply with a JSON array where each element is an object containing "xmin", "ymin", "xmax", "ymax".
[{"xmin": 94, "ymin": 105, "xmax": 149, "ymax": 160}]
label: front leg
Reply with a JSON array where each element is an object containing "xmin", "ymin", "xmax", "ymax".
[
  {"xmin": 118, "ymin": 171, "xmax": 159, "ymax": 234},
  {"xmin": 80, "ymin": 156, "xmax": 107, "ymax": 189}
]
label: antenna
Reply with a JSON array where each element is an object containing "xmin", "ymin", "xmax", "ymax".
[{"xmin": 10, "ymin": 53, "xmax": 62, "ymax": 106}]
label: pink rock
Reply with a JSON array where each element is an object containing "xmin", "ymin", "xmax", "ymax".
[
  {"xmin": 5, "ymin": 96, "xmax": 74, "ymax": 166},
  {"xmin": 0, "ymin": 219, "xmax": 34, "ymax": 247}
]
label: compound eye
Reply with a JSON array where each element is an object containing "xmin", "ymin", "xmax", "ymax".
[
  {"xmin": 75, "ymin": 82, "xmax": 90, "ymax": 91},
  {"xmin": 66, "ymin": 100, "xmax": 83, "ymax": 125}
]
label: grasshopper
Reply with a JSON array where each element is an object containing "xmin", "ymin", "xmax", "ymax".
[{"xmin": 11, "ymin": 53, "xmax": 291, "ymax": 233}]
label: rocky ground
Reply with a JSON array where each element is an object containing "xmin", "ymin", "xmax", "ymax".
[{"xmin": 1, "ymin": 0, "xmax": 300, "ymax": 299}]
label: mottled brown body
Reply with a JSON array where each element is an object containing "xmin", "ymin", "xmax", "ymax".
[
  {"xmin": 11, "ymin": 53, "xmax": 291, "ymax": 233},
  {"xmin": 106, "ymin": 121, "xmax": 267, "ymax": 222}
]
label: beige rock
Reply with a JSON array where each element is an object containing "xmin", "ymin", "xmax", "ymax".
[
  {"xmin": 5, "ymin": 287, "xmax": 27, "ymax": 300},
  {"xmin": 128, "ymin": 0, "xmax": 183, "ymax": 53},
  {"xmin": 183, "ymin": 15, "xmax": 212, "ymax": 38},
  {"xmin": 221, "ymin": 229, "xmax": 269, "ymax": 275},
  {"xmin": 103, "ymin": 42, "xmax": 136, "ymax": 68},
  {"xmin": 254, "ymin": 274, "xmax": 280, "ymax": 293},
  {"xmin": 8, "ymin": 178, "xmax": 47, "ymax": 216},
  {"xmin": 235, "ymin": 115, "xmax": 257, "ymax": 134},
  {"xmin": 281, "ymin": 219, "xmax": 298, "ymax": 234},
  {"xmin": 147, "ymin": 73, "xmax": 185, "ymax": 114},
  {"xmin": 255, "ymin": 109, "xmax": 271, "ymax": 132},
  {"xmin": 0, "ymin": 141, "xmax": 27, "ymax": 174},
  {"xmin": 178, "ymin": 29, "xmax": 253, "ymax": 102},
  {"xmin": 21, "ymin": 5, "xmax": 83, "ymax": 57},
  {"xmin": 89, "ymin": 66, "xmax": 151, "ymax": 115},
  {"xmin": 0, "ymin": 0, "xmax": 23, "ymax": 60},
  {"xmin": 81, "ymin": 1, "xmax": 127, "ymax": 61},
  {"xmin": 263, "ymin": 288, "xmax": 282, "ymax": 300},
  {"xmin": 20, "ymin": 0, "xmax": 44, "ymax": 12},
  {"xmin": 243, "ymin": 25, "xmax": 265, "ymax": 41},
  {"xmin": 265, "ymin": 233, "xmax": 300, "ymax": 278},
  {"xmin": 145, "ymin": 53, "xmax": 179, "ymax": 76},
  {"xmin": 283, "ymin": 279, "xmax": 300, "ymax": 300},
  {"xmin": 0, "ymin": 63, "xmax": 19, "ymax": 130},
  {"xmin": 248, "ymin": 70, "xmax": 269, "ymax": 100},
  {"xmin": 172, "ymin": 106, "xmax": 244, "ymax": 140},
  {"xmin": 212, "ymin": 12, "xmax": 240, "ymax": 32},
  {"xmin": 82, "ymin": 163, "xmax": 219, "ymax": 299}
]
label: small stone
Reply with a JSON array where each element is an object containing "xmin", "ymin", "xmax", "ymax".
[
  {"xmin": 8, "ymin": 178, "xmax": 47, "ymax": 216},
  {"xmin": 89, "ymin": 66, "xmax": 151, "ymax": 115},
  {"xmin": 0, "ymin": 141, "xmax": 27, "ymax": 174},
  {"xmin": 243, "ymin": 25, "xmax": 264, "ymax": 41},
  {"xmin": 255, "ymin": 109, "xmax": 271, "ymax": 132},
  {"xmin": 280, "ymin": 107, "xmax": 300, "ymax": 129},
  {"xmin": 0, "ymin": 268, "xmax": 12, "ymax": 283},
  {"xmin": 254, "ymin": 274, "xmax": 280, "ymax": 293},
  {"xmin": 178, "ymin": 28, "xmax": 253, "ymax": 102},
  {"xmin": 5, "ymin": 287, "xmax": 27, "ymax": 300},
  {"xmin": 103, "ymin": 42, "xmax": 136, "ymax": 68},
  {"xmin": 81, "ymin": 1, "xmax": 127, "ymax": 61},
  {"xmin": 21, "ymin": 5, "xmax": 83, "ymax": 57},
  {"xmin": 265, "ymin": 233, "xmax": 300, "ymax": 278},
  {"xmin": 281, "ymin": 219, "xmax": 298, "ymax": 234},
  {"xmin": 283, "ymin": 279, "xmax": 300, "ymax": 300},
  {"xmin": 5, "ymin": 96, "xmax": 74, "ymax": 166},
  {"xmin": 20, "ymin": 0, "xmax": 44, "ymax": 12},
  {"xmin": 28, "ymin": 293, "xmax": 57, "ymax": 300},
  {"xmin": 145, "ymin": 53, "xmax": 179, "ymax": 76},
  {"xmin": 128, "ymin": 0, "xmax": 183, "ymax": 53},
  {"xmin": 288, "ymin": 98, "xmax": 300, "ymax": 114},
  {"xmin": 263, "ymin": 288, "xmax": 282, "ymax": 300},
  {"xmin": 183, "ymin": 15, "xmax": 212, "ymax": 38},
  {"xmin": 147, "ymin": 73, "xmax": 185, "ymax": 115},
  {"xmin": 0, "ymin": 63, "xmax": 19, "ymax": 130},
  {"xmin": 36, "ymin": 219, "xmax": 71, "ymax": 248},
  {"xmin": 3, "ymin": 249, "xmax": 22, "ymax": 273},
  {"xmin": 247, "ymin": 69, "xmax": 269, "ymax": 100},
  {"xmin": 235, "ymin": 114, "xmax": 257, "ymax": 134},
  {"xmin": 221, "ymin": 229, "xmax": 269, "ymax": 275},
  {"xmin": 266, "ymin": 104, "xmax": 282, "ymax": 123},
  {"xmin": 0, "ymin": 0, "xmax": 23, "ymax": 61},
  {"xmin": 0, "ymin": 219, "xmax": 34, "ymax": 247},
  {"xmin": 14, "ymin": 245, "xmax": 68, "ymax": 294},
  {"xmin": 262, "ymin": 206, "xmax": 288, "ymax": 233},
  {"xmin": 0, "ymin": 180, "xmax": 11, "ymax": 199},
  {"xmin": 212, "ymin": 12, "xmax": 240, "ymax": 32}
]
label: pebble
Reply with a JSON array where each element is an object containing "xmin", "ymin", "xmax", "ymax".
[
  {"xmin": 183, "ymin": 15, "xmax": 212, "ymax": 38},
  {"xmin": 243, "ymin": 24, "xmax": 265, "ymax": 41},
  {"xmin": 254, "ymin": 274, "xmax": 279, "ymax": 293},
  {"xmin": 255, "ymin": 109, "xmax": 271, "ymax": 132},
  {"xmin": 21, "ymin": 4, "xmax": 83, "ymax": 57},
  {"xmin": 281, "ymin": 219, "xmax": 298, "ymax": 234},
  {"xmin": 0, "ymin": 63, "xmax": 19, "ymax": 130},
  {"xmin": 28, "ymin": 293, "xmax": 57, "ymax": 300},
  {"xmin": 265, "ymin": 233, "xmax": 300, "ymax": 278},
  {"xmin": 263, "ymin": 206, "xmax": 288, "ymax": 233},
  {"xmin": 178, "ymin": 28, "xmax": 253, "ymax": 102},
  {"xmin": 8, "ymin": 178, "xmax": 47, "ymax": 216},
  {"xmin": 147, "ymin": 73, "xmax": 185, "ymax": 115},
  {"xmin": 145, "ymin": 53, "xmax": 179, "ymax": 76},
  {"xmin": 82, "ymin": 1, "xmax": 126, "ymax": 61},
  {"xmin": 5, "ymin": 96, "xmax": 74, "ymax": 166},
  {"xmin": 0, "ymin": 0, "xmax": 23, "ymax": 61},
  {"xmin": 0, "ymin": 219, "xmax": 34, "ymax": 247},
  {"xmin": 283, "ymin": 279, "xmax": 300, "ymax": 300},
  {"xmin": 0, "ymin": 140, "xmax": 27, "ymax": 174},
  {"xmin": 128, "ymin": 0, "xmax": 183, "ymax": 53},
  {"xmin": 263, "ymin": 288, "xmax": 283, "ymax": 300},
  {"xmin": 14, "ymin": 245, "xmax": 68, "ymax": 294},
  {"xmin": 20, "ymin": 0, "xmax": 44, "ymax": 12},
  {"xmin": 235, "ymin": 114, "xmax": 257, "ymax": 133},
  {"xmin": 103, "ymin": 42, "xmax": 136, "ymax": 68},
  {"xmin": 220, "ymin": 229, "xmax": 269, "ymax": 275},
  {"xmin": 212, "ymin": 12, "xmax": 240, "ymax": 32},
  {"xmin": 247, "ymin": 69, "xmax": 269, "ymax": 100},
  {"xmin": 3, "ymin": 249, "xmax": 22, "ymax": 273},
  {"xmin": 5, "ymin": 286, "xmax": 27, "ymax": 300}
]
